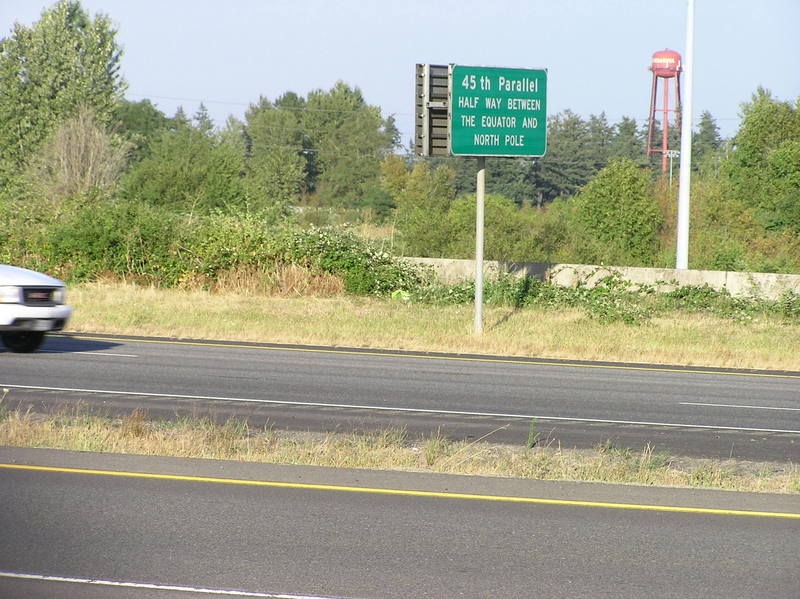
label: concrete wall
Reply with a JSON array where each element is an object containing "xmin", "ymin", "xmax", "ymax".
[{"xmin": 405, "ymin": 258, "xmax": 800, "ymax": 300}]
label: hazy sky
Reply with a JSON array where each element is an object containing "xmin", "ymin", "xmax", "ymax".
[{"xmin": 2, "ymin": 0, "xmax": 798, "ymax": 147}]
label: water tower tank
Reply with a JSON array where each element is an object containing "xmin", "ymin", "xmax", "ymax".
[{"xmin": 651, "ymin": 50, "xmax": 682, "ymax": 78}]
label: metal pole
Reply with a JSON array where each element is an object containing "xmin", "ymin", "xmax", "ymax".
[
  {"xmin": 474, "ymin": 157, "xmax": 485, "ymax": 335},
  {"xmin": 662, "ymin": 77, "xmax": 669, "ymax": 173},
  {"xmin": 676, "ymin": 0, "xmax": 694, "ymax": 269}
]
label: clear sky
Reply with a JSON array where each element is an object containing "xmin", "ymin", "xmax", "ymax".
[{"xmin": 2, "ymin": 0, "xmax": 798, "ymax": 147}]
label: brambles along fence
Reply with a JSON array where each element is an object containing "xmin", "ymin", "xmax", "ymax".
[{"xmin": 406, "ymin": 258, "xmax": 800, "ymax": 301}]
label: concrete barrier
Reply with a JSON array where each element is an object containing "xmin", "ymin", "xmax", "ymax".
[{"xmin": 404, "ymin": 258, "xmax": 800, "ymax": 300}]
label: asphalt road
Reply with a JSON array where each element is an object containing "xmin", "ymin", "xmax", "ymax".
[
  {"xmin": 2, "ymin": 333, "xmax": 799, "ymax": 460},
  {"xmin": 1, "ymin": 448, "xmax": 798, "ymax": 598}
]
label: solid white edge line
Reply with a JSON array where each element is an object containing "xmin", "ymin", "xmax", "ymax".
[
  {"xmin": 54, "ymin": 333, "xmax": 800, "ymax": 380},
  {"xmin": 0, "ymin": 571, "xmax": 344, "ymax": 598},
  {"xmin": 681, "ymin": 401, "xmax": 800, "ymax": 412},
  {"xmin": 4, "ymin": 382, "xmax": 800, "ymax": 435}
]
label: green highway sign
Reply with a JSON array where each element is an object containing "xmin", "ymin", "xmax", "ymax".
[{"xmin": 450, "ymin": 65, "xmax": 547, "ymax": 157}]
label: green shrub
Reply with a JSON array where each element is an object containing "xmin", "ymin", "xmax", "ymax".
[
  {"xmin": 121, "ymin": 126, "xmax": 246, "ymax": 213},
  {"xmin": 36, "ymin": 198, "xmax": 185, "ymax": 283},
  {"xmin": 778, "ymin": 290, "xmax": 800, "ymax": 323},
  {"xmin": 284, "ymin": 226, "xmax": 430, "ymax": 296},
  {"xmin": 574, "ymin": 159, "xmax": 662, "ymax": 266},
  {"xmin": 182, "ymin": 210, "xmax": 282, "ymax": 279},
  {"xmin": 661, "ymin": 284, "xmax": 725, "ymax": 311},
  {"xmin": 570, "ymin": 274, "xmax": 654, "ymax": 325}
]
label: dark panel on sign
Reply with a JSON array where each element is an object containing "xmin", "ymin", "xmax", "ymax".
[{"xmin": 415, "ymin": 64, "xmax": 450, "ymax": 156}]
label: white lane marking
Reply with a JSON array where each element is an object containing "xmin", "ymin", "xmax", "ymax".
[
  {"xmin": 0, "ymin": 571, "xmax": 347, "ymax": 598},
  {"xmin": 55, "ymin": 333, "xmax": 800, "ymax": 380},
  {"xmin": 40, "ymin": 350, "xmax": 139, "ymax": 357},
  {"xmin": 681, "ymin": 401, "xmax": 800, "ymax": 412},
  {"xmin": 4, "ymin": 382, "xmax": 800, "ymax": 435}
]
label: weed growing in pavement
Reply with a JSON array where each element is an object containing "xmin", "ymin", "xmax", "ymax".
[
  {"xmin": 423, "ymin": 430, "xmax": 453, "ymax": 467},
  {"xmin": 526, "ymin": 418, "xmax": 539, "ymax": 450}
]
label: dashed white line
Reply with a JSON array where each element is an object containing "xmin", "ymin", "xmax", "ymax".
[
  {"xmin": 681, "ymin": 401, "xmax": 800, "ymax": 412},
  {"xmin": 0, "ymin": 571, "xmax": 347, "ymax": 598},
  {"xmin": 3, "ymin": 382, "xmax": 800, "ymax": 435}
]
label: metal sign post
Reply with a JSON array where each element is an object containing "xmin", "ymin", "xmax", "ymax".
[
  {"xmin": 415, "ymin": 64, "xmax": 548, "ymax": 335},
  {"xmin": 474, "ymin": 157, "xmax": 486, "ymax": 334},
  {"xmin": 449, "ymin": 65, "xmax": 547, "ymax": 334},
  {"xmin": 665, "ymin": 149, "xmax": 680, "ymax": 186}
]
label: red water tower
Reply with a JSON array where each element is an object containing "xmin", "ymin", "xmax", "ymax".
[{"xmin": 646, "ymin": 49, "xmax": 682, "ymax": 173}]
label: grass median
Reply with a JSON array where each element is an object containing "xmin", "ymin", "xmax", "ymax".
[
  {"xmin": 1, "ymin": 405, "xmax": 798, "ymax": 494},
  {"xmin": 67, "ymin": 281, "xmax": 800, "ymax": 371},
  {"xmin": 4, "ymin": 281, "xmax": 799, "ymax": 493}
]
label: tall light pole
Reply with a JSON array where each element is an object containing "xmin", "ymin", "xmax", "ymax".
[{"xmin": 676, "ymin": 0, "xmax": 695, "ymax": 269}]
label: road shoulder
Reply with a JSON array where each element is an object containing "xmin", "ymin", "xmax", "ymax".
[{"xmin": 2, "ymin": 446, "xmax": 798, "ymax": 516}]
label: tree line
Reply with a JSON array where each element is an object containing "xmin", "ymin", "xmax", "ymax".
[{"xmin": 1, "ymin": 1, "xmax": 799, "ymax": 280}]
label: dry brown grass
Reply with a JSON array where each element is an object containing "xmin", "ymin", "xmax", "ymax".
[
  {"xmin": 1, "ymin": 407, "xmax": 797, "ymax": 493},
  {"xmin": 354, "ymin": 221, "xmax": 395, "ymax": 243},
  {"xmin": 66, "ymin": 282, "xmax": 800, "ymax": 371},
  {"xmin": 174, "ymin": 265, "xmax": 345, "ymax": 296}
]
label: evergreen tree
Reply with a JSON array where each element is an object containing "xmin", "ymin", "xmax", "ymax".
[
  {"xmin": 610, "ymin": 116, "xmax": 646, "ymax": 164},
  {"xmin": 193, "ymin": 103, "xmax": 215, "ymax": 138},
  {"xmin": 171, "ymin": 107, "xmax": 191, "ymax": 130},
  {"xmin": 536, "ymin": 110, "xmax": 594, "ymax": 200},
  {"xmin": 692, "ymin": 110, "xmax": 722, "ymax": 169},
  {"xmin": 586, "ymin": 112, "xmax": 614, "ymax": 171}
]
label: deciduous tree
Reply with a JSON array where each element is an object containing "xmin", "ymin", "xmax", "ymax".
[
  {"xmin": 725, "ymin": 88, "xmax": 800, "ymax": 231},
  {"xmin": 244, "ymin": 96, "xmax": 306, "ymax": 217},
  {"xmin": 25, "ymin": 106, "xmax": 130, "ymax": 205},
  {"xmin": 303, "ymin": 81, "xmax": 398, "ymax": 207},
  {"xmin": 0, "ymin": 0, "xmax": 125, "ymax": 184},
  {"xmin": 122, "ymin": 120, "xmax": 245, "ymax": 213},
  {"xmin": 113, "ymin": 99, "xmax": 172, "ymax": 163}
]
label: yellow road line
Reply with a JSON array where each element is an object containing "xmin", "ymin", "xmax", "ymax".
[
  {"xmin": 57, "ymin": 333, "xmax": 800, "ymax": 380},
  {"xmin": 2, "ymin": 463, "xmax": 798, "ymax": 519}
]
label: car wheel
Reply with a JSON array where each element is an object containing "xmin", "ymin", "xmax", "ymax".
[{"xmin": 1, "ymin": 331, "xmax": 46, "ymax": 353}]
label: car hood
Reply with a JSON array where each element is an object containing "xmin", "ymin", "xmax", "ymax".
[{"xmin": 0, "ymin": 265, "xmax": 65, "ymax": 287}]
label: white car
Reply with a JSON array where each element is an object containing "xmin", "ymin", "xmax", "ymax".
[{"xmin": 0, "ymin": 265, "xmax": 72, "ymax": 352}]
